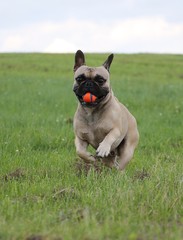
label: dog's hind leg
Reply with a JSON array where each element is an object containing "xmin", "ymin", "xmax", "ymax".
[{"xmin": 117, "ymin": 128, "xmax": 139, "ymax": 171}]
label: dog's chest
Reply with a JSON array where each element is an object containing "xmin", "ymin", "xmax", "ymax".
[{"xmin": 80, "ymin": 117, "xmax": 109, "ymax": 148}]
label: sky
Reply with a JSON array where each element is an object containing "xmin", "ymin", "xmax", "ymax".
[{"xmin": 0, "ymin": 0, "xmax": 183, "ymax": 53}]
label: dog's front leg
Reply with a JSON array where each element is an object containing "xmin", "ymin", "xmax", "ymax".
[
  {"xmin": 96, "ymin": 128, "xmax": 123, "ymax": 158},
  {"xmin": 75, "ymin": 136, "xmax": 96, "ymax": 163}
]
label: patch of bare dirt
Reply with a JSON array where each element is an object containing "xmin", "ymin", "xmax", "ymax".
[
  {"xmin": 3, "ymin": 168, "xmax": 25, "ymax": 181},
  {"xmin": 26, "ymin": 235, "xmax": 45, "ymax": 240},
  {"xmin": 133, "ymin": 168, "xmax": 150, "ymax": 181},
  {"xmin": 74, "ymin": 158, "xmax": 103, "ymax": 176}
]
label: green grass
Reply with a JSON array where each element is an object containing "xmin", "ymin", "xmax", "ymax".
[{"xmin": 0, "ymin": 53, "xmax": 183, "ymax": 240}]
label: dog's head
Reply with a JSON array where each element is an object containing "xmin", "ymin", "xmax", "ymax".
[{"xmin": 73, "ymin": 50, "xmax": 114, "ymax": 107}]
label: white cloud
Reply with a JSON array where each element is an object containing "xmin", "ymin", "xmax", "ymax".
[
  {"xmin": 0, "ymin": 17, "xmax": 183, "ymax": 53},
  {"xmin": 1, "ymin": 35, "xmax": 24, "ymax": 51},
  {"xmin": 44, "ymin": 38, "xmax": 77, "ymax": 53}
]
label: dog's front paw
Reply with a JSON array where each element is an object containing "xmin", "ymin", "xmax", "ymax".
[{"xmin": 96, "ymin": 142, "xmax": 111, "ymax": 158}]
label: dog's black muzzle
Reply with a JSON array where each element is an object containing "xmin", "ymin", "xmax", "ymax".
[{"xmin": 73, "ymin": 81, "xmax": 109, "ymax": 108}]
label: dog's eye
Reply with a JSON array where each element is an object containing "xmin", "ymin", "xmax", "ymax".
[
  {"xmin": 76, "ymin": 77, "xmax": 82, "ymax": 81},
  {"xmin": 95, "ymin": 76, "xmax": 106, "ymax": 85},
  {"xmin": 76, "ymin": 76, "xmax": 85, "ymax": 83}
]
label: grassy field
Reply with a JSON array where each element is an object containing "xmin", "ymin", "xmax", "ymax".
[{"xmin": 0, "ymin": 53, "xmax": 183, "ymax": 240}]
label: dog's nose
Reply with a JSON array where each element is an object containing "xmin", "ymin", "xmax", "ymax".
[{"xmin": 85, "ymin": 81, "xmax": 93, "ymax": 88}]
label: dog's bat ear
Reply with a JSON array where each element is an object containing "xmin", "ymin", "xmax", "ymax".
[
  {"xmin": 103, "ymin": 54, "xmax": 114, "ymax": 71},
  {"xmin": 74, "ymin": 50, "xmax": 85, "ymax": 72}
]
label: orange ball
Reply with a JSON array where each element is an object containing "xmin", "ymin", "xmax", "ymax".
[{"xmin": 82, "ymin": 92, "xmax": 97, "ymax": 103}]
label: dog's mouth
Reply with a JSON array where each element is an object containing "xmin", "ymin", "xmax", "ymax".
[
  {"xmin": 76, "ymin": 94, "xmax": 107, "ymax": 108},
  {"xmin": 73, "ymin": 83, "xmax": 109, "ymax": 108}
]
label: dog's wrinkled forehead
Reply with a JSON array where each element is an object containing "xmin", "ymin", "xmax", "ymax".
[{"xmin": 74, "ymin": 65, "xmax": 109, "ymax": 80}]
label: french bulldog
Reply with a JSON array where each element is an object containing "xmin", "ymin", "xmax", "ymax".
[{"xmin": 73, "ymin": 50, "xmax": 139, "ymax": 170}]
